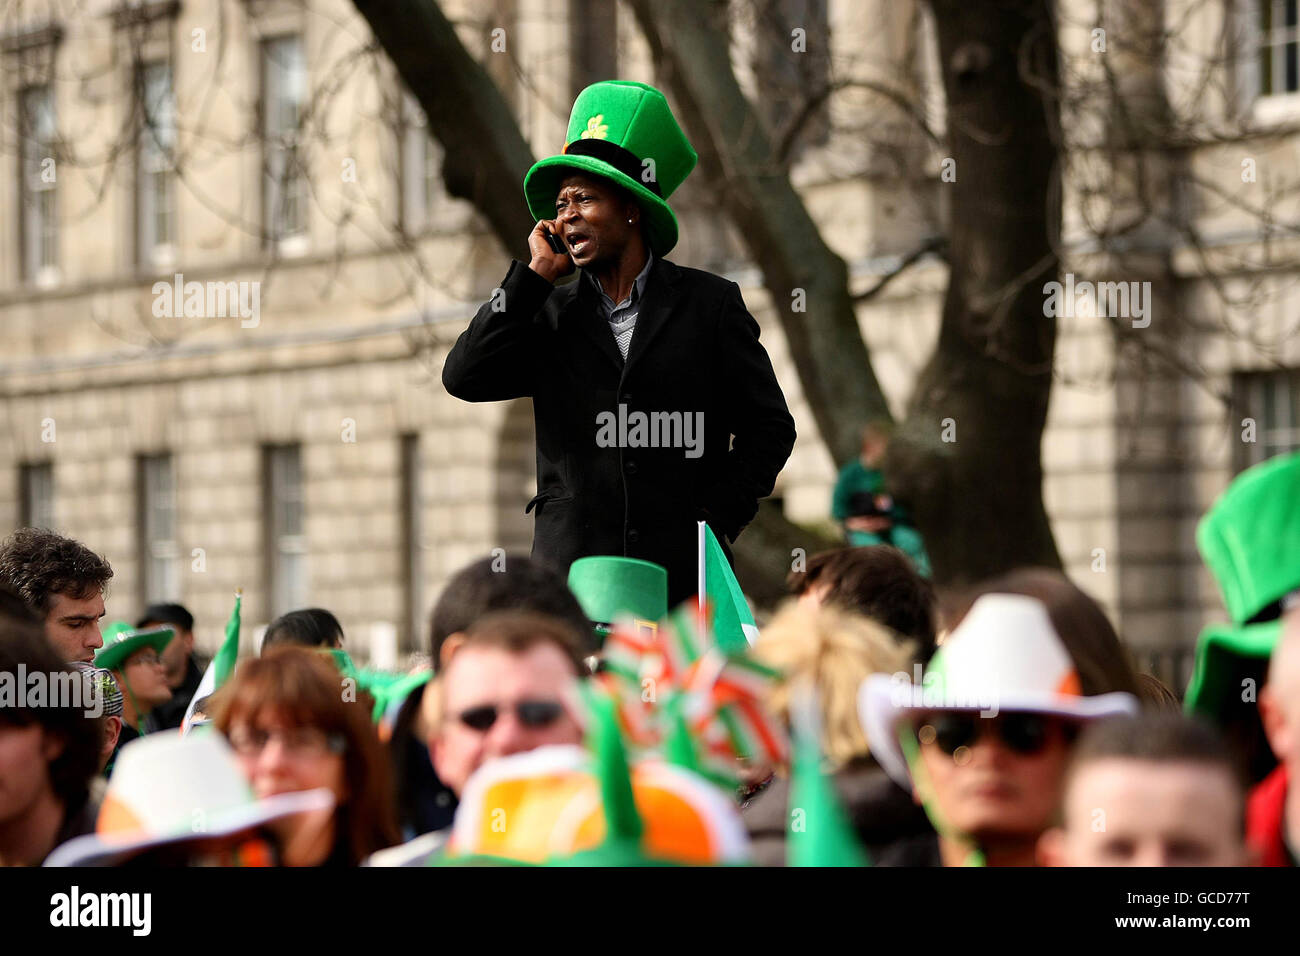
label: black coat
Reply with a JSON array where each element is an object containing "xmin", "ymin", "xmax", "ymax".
[{"xmin": 442, "ymin": 257, "xmax": 796, "ymax": 607}]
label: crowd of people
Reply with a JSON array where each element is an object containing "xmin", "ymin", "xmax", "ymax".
[{"xmin": 0, "ymin": 448, "xmax": 1296, "ymax": 869}]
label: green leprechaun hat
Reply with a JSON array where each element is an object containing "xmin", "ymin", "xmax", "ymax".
[
  {"xmin": 523, "ymin": 80, "xmax": 698, "ymax": 256},
  {"xmin": 567, "ymin": 556, "xmax": 668, "ymax": 646},
  {"xmin": 95, "ymin": 621, "xmax": 175, "ymax": 673},
  {"xmin": 1184, "ymin": 452, "xmax": 1300, "ymax": 778}
]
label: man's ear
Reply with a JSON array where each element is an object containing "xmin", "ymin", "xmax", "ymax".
[
  {"xmin": 438, "ymin": 633, "xmax": 466, "ymax": 671},
  {"xmin": 1037, "ymin": 827, "xmax": 1067, "ymax": 867},
  {"xmin": 102, "ymin": 716, "xmax": 122, "ymax": 759}
]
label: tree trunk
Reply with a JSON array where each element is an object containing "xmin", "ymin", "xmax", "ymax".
[
  {"xmin": 887, "ymin": 0, "xmax": 1063, "ymax": 587},
  {"xmin": 624, "ymin": 0, "xmax": 892, "ymax": 465}
]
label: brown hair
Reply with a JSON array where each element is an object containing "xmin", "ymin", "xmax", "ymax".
[
  {"xmin": 0, "ymin": 528, "xmax": 113, "ymax": 617},
  {"xmin": 451, "ymin": 610, "xmax": 588, "ymax": 675},
  {"xmin": 212, "ymin": 647, "xmax": 399, "ymax": 864},
  {"xmin": 1067, "ymin": 714, "xmax": 1246, "ymax": 830},
  {"xmin": 786, "ymin": 546, "xmax": 936, "ymax": 661},
  {"xmin": 944, "ymin": 568, "xmax": 1140, "ymax": 698},
  {"xmin": 1135, "ymin": 672, "xmax": 1181, "ymax": 711}
]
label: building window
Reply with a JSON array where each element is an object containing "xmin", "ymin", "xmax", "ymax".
[
  {"xmin": 19, "ymin": 463, "xmax": 54, "ymax": 528},
  {"xmin": 1258, "ymin": 0, "xmax": 1300, "ymax": 97},
  {"xmin": 138, "ymin": 454, "xmax": 179, "ymax": 604},
  {"xmin": 399, "ymin": 92, "xmax": 438, "ymax": 235},
  {"xmin": 136, "ymin": 61, "xmax": 177, "ymax": 267},
  {"xmin": 262, "ymin": 35, "xmax": 307, "ymax": 251},
  {"xmin": 264, "ymin": 444, "xmax": 306, "ymax": 617},
  {"xmin": 1234, "ymin": 368, "xmax": 1300, "ymax": 469},
  {"xmin": 401, "ymin": 434, "xmax": 424, "ymax": 651},
  {"xmin": 19, "ymin": 85, "xmax": 58, "ymax": 284}
]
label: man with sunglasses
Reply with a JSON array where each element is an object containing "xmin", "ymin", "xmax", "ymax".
[
  {"xmin": 369, "ymin": 610, "xmax": 587, "ymax": 866},
  {"xmin": 431, "ymin": 611, "xmax": 586, "ymax": 796},
  {"xmin": 860, "ymin": 593, "xmax": 1138, "ymax": 866}
]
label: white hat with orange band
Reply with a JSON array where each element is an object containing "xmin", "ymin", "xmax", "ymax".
[
  {"xmin": 44, "ymin": 731, "xmax": 333, "ymax": 867},
  {"xmin": 859, "ymin": 592, "xmax": 1139, "ymax": 790}
]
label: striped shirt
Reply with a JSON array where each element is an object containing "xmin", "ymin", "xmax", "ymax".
[{"xmin": 585, "ymin": 252, "xmax": 654, "ymax": 360}]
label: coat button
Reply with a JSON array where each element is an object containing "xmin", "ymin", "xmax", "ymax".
[
  {"xmin": 627, "ymin": 529, "xmax": 640, "ymax": 544},
  {"xmin": 625, "ymin": 460, "xmax": 638, "ymax": 475}
]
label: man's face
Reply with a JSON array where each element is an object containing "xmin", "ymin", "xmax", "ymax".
[
  {"xmin": 1050, "ymin": 758, "xmax": 1248, "ymax": 866},
  {"xmin": 117, "ymin": 647, "xmax": 173, "ymax": 710},
  {"xmin": 916, "ymin": 711, "xmax": 1075, "ymax": 844},
  {"xmin": 554, "ymin": 174, "xmax": 639, "ymax": 270},
  {"xmin": 0, "ymin": 722, "xmax": 58, "ymax": 826},
  {"xmin": 1261, "ymin": 610, "xmax": 1300, "ymax": 771},
  {"xmin": 44, "ymin": 592, "xmax": 106, "ymax": 664},
  {"xmin": 432, "ymin": 643, "xmax": 584, "ymax": 796}
]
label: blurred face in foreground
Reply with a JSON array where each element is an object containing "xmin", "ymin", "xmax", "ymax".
[
  {"xmin": 1042, "ymin": 758, "xmax": 1249, "ymax": 866},
  {"xmin": 915, "ymin": 710, "xmax": 1075, "ymax": 847},
  {"xmin": 0, "ymin": 722, "xmax": 58, "ymax": 828},
  {"xmin": 227, "ymin": 708, "xmax": 347, "ymax": 807},
  {"xmin": 432, "ymin": 642, "xmax": 583, "ymax": 796}
]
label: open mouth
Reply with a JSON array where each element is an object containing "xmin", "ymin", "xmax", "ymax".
[{"xmin": 567, "ymin": 234, "xmax": 590, "ymax": 255}]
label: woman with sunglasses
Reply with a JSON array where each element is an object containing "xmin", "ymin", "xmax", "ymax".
[
  {"xmin": 213, "ymin": 647, "xmax": 400, "ymax": 866},
  {"xmin": 861, "ymin": 593, "xmax": 1139, "ymax": 866}
]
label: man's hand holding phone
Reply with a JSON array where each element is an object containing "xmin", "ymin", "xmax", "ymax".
[{"xmin": 527, "ymin": 219, "xmax": 575, "ymax": 283}]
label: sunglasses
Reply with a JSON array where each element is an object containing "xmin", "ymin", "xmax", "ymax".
[
  {"xmin": 455, "ymin": 699, "xmax": 566, "ymax": 733},
  {"xmin": 916, "ymin": 712, "xmax": 1074, "ymax": 758}
]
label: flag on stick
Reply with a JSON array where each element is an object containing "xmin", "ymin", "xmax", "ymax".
[
  {"xmin": 698, "ymin": 521, "xmax": 758, "ymax": 653},
  {"xmin": 181, "ymin": 591, "xmax": 242, "ymax": 734}
]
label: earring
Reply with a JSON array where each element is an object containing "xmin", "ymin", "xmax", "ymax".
[{"xmin": 627, "ymin": 218, "xmax": 634, "ymax": 224}]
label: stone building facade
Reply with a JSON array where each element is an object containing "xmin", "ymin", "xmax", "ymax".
[{"xmin": 1, "ymin": 0, "xmax": 1296, "ymax": 685}]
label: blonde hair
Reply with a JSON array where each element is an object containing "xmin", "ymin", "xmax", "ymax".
[{"xmin": 753, "ymin": 601, "xmax": 914, "ymax": 770}]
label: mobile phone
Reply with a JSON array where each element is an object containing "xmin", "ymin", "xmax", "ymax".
[{"xmin": 543, "ymin": 227, "xmax": 568, "ymax": 255}]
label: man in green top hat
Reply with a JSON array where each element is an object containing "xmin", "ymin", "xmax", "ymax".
[
  {"xmin": 1184, "ymin": 451, "xmax": 1300, "ymax": 785},
  {"xmin": 95, "ymin": 622, "xmax": 176, "ymax": 750},
  {"xmin": 443, "ymin": 80, "xmax": 796, "ymax": 608},
  {"xmin": 1181, "ymin": 451, "xmax": 1300, "ymax": 864}
]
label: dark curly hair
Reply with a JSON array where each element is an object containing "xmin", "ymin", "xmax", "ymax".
[
  {"xmin": 0, "ymin": 528, "xmax": 114, "ymax": 618},
  {"xmin": 0, "ymin": 598, "xmax": 101, "ymax": 813}
]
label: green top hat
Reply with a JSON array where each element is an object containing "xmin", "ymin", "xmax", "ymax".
[
  {"xmin": 1196, "ymin": 451, "xmax": 1300, "ymax": 625},
  {"xmin": 567, "ymin": 556, "xmax": 668, "ymax": 628},
  {"xmin": 524, "ymin": 80, "xmax": 698, "ymax": 256},
  {"xmin": 1185, "ymin": 452, "xmax": 1300, "ymax": 720},
  {"xmin": 95, "ymin": 622, "xmax": 175, "ymax": 673}
]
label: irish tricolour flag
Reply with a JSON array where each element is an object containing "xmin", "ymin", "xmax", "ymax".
[{"xmin": 697, "ymin": 522, "xmax": 758, "ymax": 654}]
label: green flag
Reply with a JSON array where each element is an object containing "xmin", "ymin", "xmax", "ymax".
[
  {"xmin": 180, "ymin": 591, "xmax": 242, "ymax": 733},
  {"xmin": 699, "ymin": 522, "xmax": 757, "ymax": 654},
  {"xmin": 787, "ymin": 691, "xmax": 869, "ymax": 867},
  {"xmin": 212, "ymin": 591, "xmax": 242, "ymax": 687}
]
